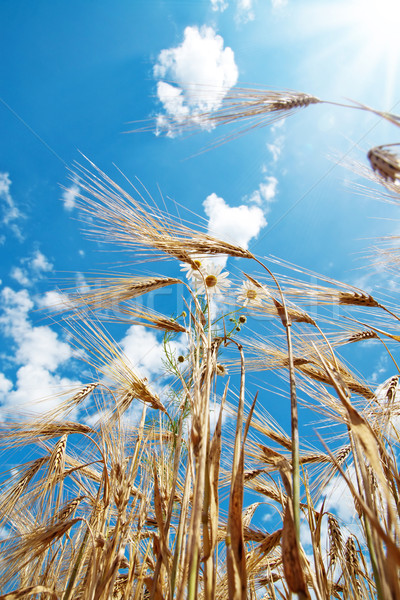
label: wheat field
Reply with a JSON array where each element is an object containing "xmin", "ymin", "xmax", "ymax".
[{"xmin": 1, "ymin": 89, "xmax": 400, "ymax": 600}]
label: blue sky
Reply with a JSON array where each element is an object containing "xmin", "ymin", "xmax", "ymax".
[{"xmin": 1, "ymin": 0, "xmax": 400, "ymax": 526}]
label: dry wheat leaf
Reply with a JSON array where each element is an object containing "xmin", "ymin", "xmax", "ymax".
[{"xmin": 282, "ymin": 501, "xmax": 310, "ymax": 598}]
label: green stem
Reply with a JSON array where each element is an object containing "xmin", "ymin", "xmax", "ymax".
[{"xmin": 187, "ymin": 547, "xmax": 199, "ymax": 600}]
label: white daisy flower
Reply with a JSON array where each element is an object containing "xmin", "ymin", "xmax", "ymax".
[
  {"xmin": 180, "ymin": 255, "xmax": 208, "ymax": 281},
  {"xmin": 194, "ymin": 263, "xmax": 231, "ymax": 298},
  {"xmin": 237, "ymin": 280, "xmax": 269, "ymax": 307}
]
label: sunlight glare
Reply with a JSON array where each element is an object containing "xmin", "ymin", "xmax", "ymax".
[{"xmin": 349, "ymin": 0, "xmax": 400, "ymax": 58}]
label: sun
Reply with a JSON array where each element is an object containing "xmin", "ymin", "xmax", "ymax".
[
  {"xmin": 337, "ymin": 0, "xmax": 400, "ymax": 104},
  {"xmin": 292, "ymin": 0, "xmax": 400, "ymax": 105},
  {"xmin": 345, "ymin": 0, "xmax": 400, "ymax": 59}
]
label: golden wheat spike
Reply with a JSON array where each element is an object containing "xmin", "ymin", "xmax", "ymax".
[
  {"xmin": 65, "ymin": 317, "xmax": 163, "ymax": 416},
  {"xmin": 67, "ymin": 275, "xmax": 182, "ymax": 311},
  {"xmin": 368, "ymin": 144, "xmax": 400, "ymax": 182},
  {"xmin": 88, "ymin": 302, "xmax": 187, "ymax": 333},
  {"xmin": 72, "ymin": 158, "xmax": 254, "ymax": 262},
  {"xmin": 327, "ymin": 514, "xmax": 343, "ymax": 566},
  {"xmin": 0, "ymin": 421, "xmax": 95, "ymax": 447}
]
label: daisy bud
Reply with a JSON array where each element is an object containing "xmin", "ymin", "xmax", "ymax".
[{"xmin": 216, "ymin": 364, "xmax": 227, "ymax": 376}]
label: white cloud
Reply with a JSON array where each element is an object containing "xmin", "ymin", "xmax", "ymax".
[
  {"xmin": 85, "ymin": 403, "xmax": 145, "ymax": 429},
  {"xmin": 0, "ymin": 287, "xmax": 78, "ymax": 417},
  {"xmin": 9, "ymin": 250, "xmax": 53, "ymax": 287},
  {"xmin": 249, "ymin": 175, "xmax": 278, "ymax": 207},
  {"xmin": 61, "ymin": 181, "xmax": 80, "ymax": 211},
  {"xmin": 0, "ymin": 288, "xmax": 72, "ymax": 370},
  {"xmin": 350, "ymin": 256, "xmax": 400, "ymax": 296},
  {"xmin": 267, "ymin": 120, "xmax": 286, "ymax": 163},
  {"xmin": 0, "ymin": 173, "xmax": 10, "ymax": 196},
  {"xmin": 5, "ymin": 365, "xmax": 78, "ymax": 416},
  {"xmin": 0, "ymin": 287, "xmax": 33, "ymax": 337},
  {"xmin": 323, "ymin": 469, "xmax": 357, "ymax": 525},
  {"xmin": 271, "ymin": 0, "xmax": 288, "ymax": 8},
  {"xmin": 16, "ymin": 326, "xmax": 71, "ymax": 371},
  {"xmin": 83, "ymin": 408, "xmax": 110, "ymax": 427},
  {"xmin": 236, "ymin": 0, "xmax": 255, "ymax": 22},
  {"xmin": 267, "ymin": 136, "xmax": 285, "ymax": 162},
  {"xmin": 75, "ymin": 272, "xmax": 90, "ymax": 294},
  {"xmin": 10, "ymin": 266, "xmax": 30, "ymax": 287},
  {"xmin": 203, "ymin": 192, "xmax": 267, "ymax": 251},
  {"xmin": 300, "ymin": 466, "xmax": 361, "ymax": 562},
  {"xmin": 209, "ymin": 0, "xmax": 255, "ymax": 20},
  {"xmin": 156, "ymin": 82, "xmax": 190, "ymax": 126},
  {"xmin": 154, "ymin": 26, "xmax": 238, "ymax": 134},
  {"xmin": 370, "ymin": 353, "xmax": 388, "ymax": 384},
  {"xmin": 201, "ymin": 168, "xmax": 279, "ymax": 267},
  {"xmin": 0, "ymin": 373, "xmax": 12, "ymax": 398},
  {"xmin": 0, "ymin": 526, "xmax": 11, "ymax": 541},
  {"xmin": 119, "ymin": 325, "xmax": 187, "ymax": 383},
  {"xmin": 30, "ymin": 249, "xmax": 53, "ymax": 273},
  {"xmin": 0, "ymin": 172, "xmax": 24, "ymax": 241},
  {"xmin": 210, "ymin": 0, "xmax": 286, "ymax": 20},
  {"xmin": 117, "ymin": 325, "xmax": 187, "ymax": 404},
  {"xmin": 211, "ymin": 0, "xmax": 229, "ymax": 10},
  {"xmin": 209, "ymin": 400, "xmax": 231, "ymax": 432},
  {"xmin": 119, "ymin": 325, "xmax": 165, "ymax": 381},
  {"xmin": 36, "ymin": 290, "xmax": 70, "ymax": 311}
]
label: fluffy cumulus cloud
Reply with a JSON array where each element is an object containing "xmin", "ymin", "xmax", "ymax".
[
  {"xmin": 0, "ymin": 373, "xmax": 12, "ymax": 397},
  {"xmin": 300, "ymin": 466, "xmax": 362, "ymax": 561},
  {"xmin": 119, "ymin": 325, "xmax": 165, "ymax": 381},
  {"xmin": 31, "ymin": 249, "xmax": 53, "ymax": 272},
  {"xmin": 204, "ymin": 193, "xmax": 267, "ymax": 252},
  {"xmin": 6, "ymin": 365, "xmax": 78, "ymax": 416},
  {"xmin": 36, "ymin": 290, "xmax": 69, "ymax": 311},
  {"xmin": 321, "ymin": 468, "xmax": 358, "ymax": 525},
  {"xmin": 10, "ymin": 266, "xmax": 30, "ymax": 287},
  {"xmin": 119, "ymin": 325, "xmax": 186, "ymax": 384},
  {"xmin": 202, "ymin": 167, "xmax": 280, "ymax": 264},
  {"xmin": 0, "ymin": 172, "xmax": 24, "ymax": 241},
  {"xmin": 61, "ymin": 180, "xmax": 80, "ymax": 211},
  {"xmin": 0, "ymin": 287, "xmax": 78, "ymax": 417},
  {"xmin": 154, "ymin": 26, "xmax": 238, "ymax": 134},
  {"xmin": 83, "ymin": 325, "xmax": 187, "ymax": 428}
]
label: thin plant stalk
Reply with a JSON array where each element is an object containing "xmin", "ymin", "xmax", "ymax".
[{"xmin": 253, "ymin": 258, "xmax": 301, "ymax": 541}]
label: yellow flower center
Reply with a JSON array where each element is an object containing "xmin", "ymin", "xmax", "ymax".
[
  {"xmin": 246, "ymin": 289, "xmax": 257, "ymax": 300},
  {"xmin": 205, "ymin": 275, "xmax": 218, "ymax": 288},
  {"xmin": 193, "ymin": 259, "xmax": 202, "ymax": 269}
]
